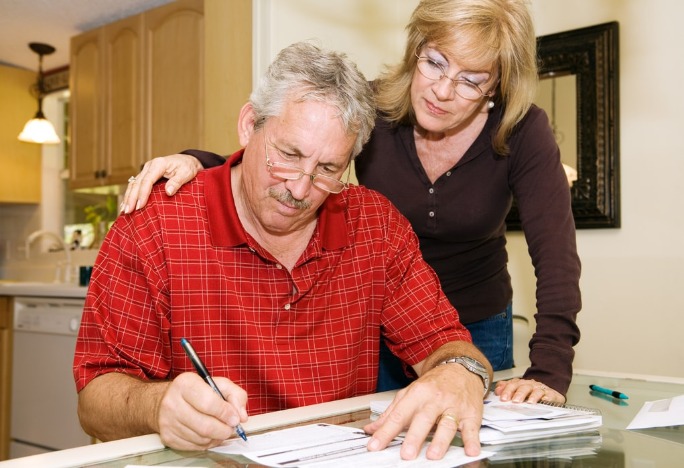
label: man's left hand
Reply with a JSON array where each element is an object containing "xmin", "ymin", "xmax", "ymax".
[{"xmin": 363, "ymin": 363, "xmax": 484, "ymax": 460}]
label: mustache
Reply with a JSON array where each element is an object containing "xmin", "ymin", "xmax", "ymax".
[{"xmin": 268, "ymin": 188, "xmax": 311, "ymax": 210}]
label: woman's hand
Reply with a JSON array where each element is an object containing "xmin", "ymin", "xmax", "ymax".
[
  {"xmin": 120, "ymin": 154, "xmax": 203, "ymax": 214},
  {"xmin": 494, "ymin": 378, "xmax": 565, "ymax": 404}
]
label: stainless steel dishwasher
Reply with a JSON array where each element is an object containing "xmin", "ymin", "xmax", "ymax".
[{"xmin": 10, "ymin": 296, "xmax": 91, "ymax": 458}]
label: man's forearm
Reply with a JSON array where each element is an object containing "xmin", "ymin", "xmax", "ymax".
[
  {"xmin": 77, "ymin": 372, "xmax": 170, "ymax": 442},
  {"xmin": 415, "ymin": 341, "xmax": 493, "ymax": 383}
]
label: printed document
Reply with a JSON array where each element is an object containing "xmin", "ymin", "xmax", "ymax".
[{"xmin": 211, "ymin": 423, "xmax": 492, "ymax": 467}]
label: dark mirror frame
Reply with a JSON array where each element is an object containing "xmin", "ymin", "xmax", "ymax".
[{"xmin": 507, "ymin": 21, "xmax": 620, "ymax": 230}]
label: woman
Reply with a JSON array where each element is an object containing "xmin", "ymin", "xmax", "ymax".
[{"xmin": 121, "ymin": 0, "xmax": 580, "ymax": 404}]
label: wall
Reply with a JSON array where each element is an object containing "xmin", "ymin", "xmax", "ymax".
[
  {"xmin": 253, "ymin": 0, "xmax": 684, "ymax": 380},
  {"xmin": 0, "ymin": 65, "xmax": 42, "ymax": 276},
  {"xmin": 526, "ymin": 0, "xmax": 684, "ymax": 379}
]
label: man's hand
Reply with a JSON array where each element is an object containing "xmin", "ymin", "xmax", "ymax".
[
  {"xmin": 363, "ymin": 363, "xmax": 484, "ymax": 460},
  {"xmin": 120, "ymin": 154, "xmax": 203, "ymax": 214},
  {"xmin": 157, "ymin": 372, "xmax": 248, "ymax": 450},
  {"xmin": 495, "ymin": 378, "xmax": 565, "ymax": 404},
  {"xmin": 78, "ymin": 371, "xmax": 247, "ymax": 448}
]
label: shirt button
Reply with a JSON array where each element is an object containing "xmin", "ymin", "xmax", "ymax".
[
  {"xmin": 429, "ymin": 211, "xmax": 435, "ymax": 218},
  {"xmin": 446, "ymin": 171, "xmax": 452, "ymax": 177},
  {"xmin": 275, "ymin": 263, "xmax": 283, "ymax": 269},
  {"xmin": 429, "ymin": 188, "xmax": 434, "ymax": 194},
  {"xmin": 284, "ymin": 303, "xmax": 291, "ymax": 311}
]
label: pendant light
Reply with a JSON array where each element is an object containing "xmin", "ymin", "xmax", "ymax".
[{"xmin": 17, "ymin": 42, "xmax": 61, "ymax": 144}]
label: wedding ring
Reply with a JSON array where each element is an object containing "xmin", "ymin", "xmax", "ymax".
[
  {"xmin": 537, "ymin": 384, "xmax": 548, "ymax": 395},
  {"xmin": 128, "ymin": 176, "xmax": 137, "ymax": 183},
  {"xmin": 439, "ymin": 413, "xmax": 458, "ymax": 426}
]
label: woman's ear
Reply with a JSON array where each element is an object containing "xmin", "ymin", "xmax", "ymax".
[{"xmin": 237, "ymin": 103, "xmax": 256, "ymax": 147}]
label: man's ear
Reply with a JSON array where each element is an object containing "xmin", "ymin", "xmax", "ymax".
[{"xmin": 237, "ymin": 103, "xmax": 256, "ymax": 147}]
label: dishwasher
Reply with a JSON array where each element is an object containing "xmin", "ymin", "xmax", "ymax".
[{"xmin": 10, "ymin": 296, "xmax": 92, "ymax": 459}]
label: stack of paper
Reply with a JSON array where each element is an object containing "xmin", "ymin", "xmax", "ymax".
[{"xmin": 478, "ymin": 394, "xmax": 602, "ymax": 445}]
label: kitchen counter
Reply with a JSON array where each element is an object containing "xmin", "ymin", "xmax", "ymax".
[{"xmin": 0, "ymin": 281, "xmax": 87, "ymax": 299}]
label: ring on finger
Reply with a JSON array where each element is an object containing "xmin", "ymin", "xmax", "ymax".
[
  {"xmin": 128, "ymin": 176, "xmax": 137, "ymax": 183},
  {"xmin": 439, "ymin": 413, "xmax": 458, "ymax": 426}
]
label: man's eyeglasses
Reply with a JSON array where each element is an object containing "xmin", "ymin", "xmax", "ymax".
[
  {"xmin": 414, "ymin": 50, "xmax": 493, "ymax": 101},
  {"xmin": 264, "ymin": 135, "xmax": 349, "ymax": 194}
]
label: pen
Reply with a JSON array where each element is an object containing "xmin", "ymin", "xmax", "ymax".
[
  {"xmin": 180, "ymin": 338, "xmax": 248, "ymax": 441},
  {"xmin": 589, "ymin": 384, "xmax": 629, "ymax": 400}
]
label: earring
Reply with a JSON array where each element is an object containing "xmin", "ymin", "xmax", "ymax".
[{"xmin": 487, "ymin": 100, "xmax": 495, "ymax": 109}]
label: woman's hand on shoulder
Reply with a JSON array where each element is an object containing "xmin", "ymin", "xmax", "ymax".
[
  {"xmin": 120, "ymin": 154, "xmax": 203, "ymax": 214},
  {"xmin": 494, "ymin": 378, "xmax": 565, "ymax": 405}
]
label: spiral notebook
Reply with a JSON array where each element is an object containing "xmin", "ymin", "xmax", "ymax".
[
  {"xmin": 477, "ymin": 394, "xmax": 602, "ymax": 445},
  {"xmin": 370, "ymin": 394, "xmax": 602, "ymax": 446}
]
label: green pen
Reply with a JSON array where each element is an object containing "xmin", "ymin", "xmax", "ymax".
[{"xmin": 589, "ymin": 384, "xmax": 629, "ymax": 400}]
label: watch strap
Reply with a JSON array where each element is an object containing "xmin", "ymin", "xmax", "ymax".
[{"xmin": 437, "ymin": 356, "xmax": 490, "ymax": 398}]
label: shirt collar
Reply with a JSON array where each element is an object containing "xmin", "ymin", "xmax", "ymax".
[{"xmin": 205, "ymin": 149, "xmax": 350, "ymax": 250}]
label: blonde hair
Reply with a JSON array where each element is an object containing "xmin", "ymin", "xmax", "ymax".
[{"xmin": 375, "ymin": 0, "xmax": 538, "ymax": 155}]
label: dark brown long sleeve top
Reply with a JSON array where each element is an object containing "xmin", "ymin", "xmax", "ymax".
[{"xmin": 355, "ymin": 105, "xmax": 581, "ymax": 394}]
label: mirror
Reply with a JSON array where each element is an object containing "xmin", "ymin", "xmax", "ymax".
[{"xmin": 506, "ymin": 21, "xmax": 620, "ymax": 230}]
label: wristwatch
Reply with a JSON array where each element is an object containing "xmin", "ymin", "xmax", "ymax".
[{"xmin": 438, "ymin": 356, "xmax": 490, "ymax": 398}]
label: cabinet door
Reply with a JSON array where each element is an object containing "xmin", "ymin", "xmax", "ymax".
[
  {"xmin": 105, "ymin": 15, "xmax": 144, "ymax": 183},
  {"xmin": 144, "ymin": 0, "xmax": 204, "ymax": 160},
  {"xmin": 70, "ymin": 29, "xmax": 104, "ymax": 189}
]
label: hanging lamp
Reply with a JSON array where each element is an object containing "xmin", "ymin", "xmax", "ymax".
[{"xmin": 17, "ymin": 42, "xmax": 61, "ymax": 144}]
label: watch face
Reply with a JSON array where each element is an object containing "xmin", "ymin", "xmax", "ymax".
[{"xmin": 466, "ymin": 358, "xmax": 486, "ymax": 372}]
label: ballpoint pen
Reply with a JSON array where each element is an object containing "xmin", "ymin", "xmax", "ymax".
[
  {"xmin": 589, "ymin": 384, "xmax": 629, "ymax": 400},
  {"xmin": 180, "ymin": 338, "xmax": 248, "ymax": 441}
]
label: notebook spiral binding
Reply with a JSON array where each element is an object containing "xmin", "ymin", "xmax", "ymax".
[{"xmin": 539, "ymin": 400, "xmax": 602, "ymax": 414}]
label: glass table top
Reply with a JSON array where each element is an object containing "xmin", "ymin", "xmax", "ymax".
[
  {"xmin": 7, "ymin": 373, "xmax": 683, "ymax": 467},
  {"xmin": 84, "ymin": 374, "xmax": 684, "ymax": 467}
]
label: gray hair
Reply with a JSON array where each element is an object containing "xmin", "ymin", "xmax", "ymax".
[{"xmin": 250, "ymin": 42, "xmax": 376, "ymax": 159}]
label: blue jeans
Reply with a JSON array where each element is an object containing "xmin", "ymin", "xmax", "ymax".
[
  {"xmin": 466, "ymin": 303, "xmax": 514, "ymax": 372},
  {"xmin": 376, "ymin": 304, "xmax": 514, "ymax": 392}
]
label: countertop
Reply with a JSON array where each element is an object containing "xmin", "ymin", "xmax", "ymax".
[{"xmin": 0, "ymin": 281, "xmax": 87, "ymax": 298}]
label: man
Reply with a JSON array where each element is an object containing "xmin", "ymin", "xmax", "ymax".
[{"xmin": 74, "ymin": 42, "xmax": 491, "ymax": 461}]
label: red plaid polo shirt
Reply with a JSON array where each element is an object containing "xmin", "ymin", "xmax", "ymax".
[{"xmin": 74, "ymin": 150, "xmax": 471, "ymax": 415}]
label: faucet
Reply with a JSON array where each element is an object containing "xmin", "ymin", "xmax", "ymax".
[{"xmin": 25, "ymin": 230, "xmax": 73, "ymax": 283}]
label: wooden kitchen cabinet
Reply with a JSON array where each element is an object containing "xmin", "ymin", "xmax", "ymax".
[
  {"xmin": 0, "ymin": 66, "xmax": 41, "ymax": 203},
  {"xmin": 70, "ymin": 15, "xmax": 144, "ymax": 189},
  {"xmin": 144, "ymin": 0, "xmax": 204, "ymax": 159},
  {"xmin": 0, "ymin": 296, "xmax": 12, "ymax": 460},
  {"xmin": 69, "ymin": 0, "xmax": 203, "ymax": 189}
]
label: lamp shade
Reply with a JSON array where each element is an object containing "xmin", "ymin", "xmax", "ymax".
[
  {"xmin": 17, "ymin": 42, "xmax": 61, "ymax": 145},
  {"xmin": 18, "ymin": 111, "xmax": 61, "ymax": 144}
]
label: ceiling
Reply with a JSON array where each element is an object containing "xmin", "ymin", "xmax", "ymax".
[{"xmin": 0, "ymin": 0, "xmax": 174, "ymax": 72}]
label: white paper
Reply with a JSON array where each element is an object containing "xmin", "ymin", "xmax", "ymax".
[
  {"xmin": 626, "ymin": 395, "xmax": 684, "ymax": 430},
  {"xmin": 211, "ymin": 423, "xmax": 492, "ymax": 467}
]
